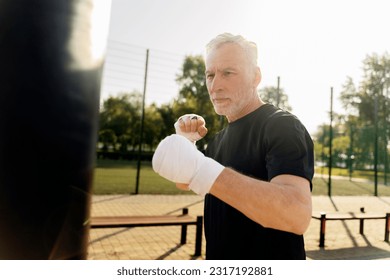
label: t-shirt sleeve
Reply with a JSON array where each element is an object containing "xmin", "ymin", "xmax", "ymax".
[{"xmin": 264, "ymin": 115, "xmax": 314, "ymax": 188}]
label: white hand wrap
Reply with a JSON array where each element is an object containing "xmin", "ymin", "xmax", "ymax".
[
  {"xmin": 174, "ymin": 114, "xmax": 203, "ymax": 142},
  {"xmin": 152, "ymin": 134, "xmax": 224, "ymax": 196}
]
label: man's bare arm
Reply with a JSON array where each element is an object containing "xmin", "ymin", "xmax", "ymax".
[{"xmin": 210, "ymin": 169, "xmax": 312, "ymax": 235}]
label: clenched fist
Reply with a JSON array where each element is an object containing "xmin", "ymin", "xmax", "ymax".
[
  {"xmin": 174, "ymin": 114, "xmax": 207, "ymax": 143},
  {"xmin": 152, "ymin": 134, "xmax": 224, "ymax": 196}
]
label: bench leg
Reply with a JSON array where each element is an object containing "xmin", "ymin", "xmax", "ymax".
[
  {"xmin": 180, "ymin": 208, "xmax": 189, "ymax": 244},
  {"xmin": 359, "ymin": 219, "xmax": 364, "ymax": 235},
  {"xmin": 181, "ymin": 225, "xmax": 187, "ymax": 244},
  {"xmin": 319, "ymin": 213, "xmax": 326, "ymax": 248},
  {"xmin": 385, "ymin": 213, "xmax": 390, "ymax": 242},
  {"xmin": 359, "ymin": 207, "xmax": 365, "ymax": 235},
  {"xmin": 194, "ymin": 216, "xmax": 203, "ymax": 256}
]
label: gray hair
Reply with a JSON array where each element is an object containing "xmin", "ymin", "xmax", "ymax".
[{"xmin": 205, "ymin": 33, "xmax": 258, "ymax": 69}]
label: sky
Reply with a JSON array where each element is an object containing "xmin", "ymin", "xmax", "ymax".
[{"xmin": 101, "ymin": 0, "xmax": 390, "ymax": 134}]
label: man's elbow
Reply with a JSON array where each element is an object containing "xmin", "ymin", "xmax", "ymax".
[{"xmin": 290, "ymin": 210, "xmax": 312, "ymax": 235}]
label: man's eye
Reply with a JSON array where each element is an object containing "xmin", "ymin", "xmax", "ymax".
[{"xmin": 206, "ymin": 74, "xmax": 214, "ymax": 79}]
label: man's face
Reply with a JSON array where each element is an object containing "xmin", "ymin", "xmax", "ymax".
[{"xmin": 205, "ymin": 43, "xmax": 260, "ymax": 122}]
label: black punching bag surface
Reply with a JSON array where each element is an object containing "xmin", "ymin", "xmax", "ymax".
[{"xmin": 0, "ymin": 0, "xmax": 111, "ymax": 259}]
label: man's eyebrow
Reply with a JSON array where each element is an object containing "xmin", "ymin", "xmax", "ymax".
[
  {"xmin": 205, "ymin": 67, "xmax": 236, "ymax": 75},
  {"xmin": 223, "ymin": 67, "xmax": 237, "ymax": 72}
]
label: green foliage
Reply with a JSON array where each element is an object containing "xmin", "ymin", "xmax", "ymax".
[
  {"xmin": 314, "ymin": 52, "xmax": 390, "ymax": 173},
  {"xmin": 258, "ymin": 86, "xmax": 292, "ymax": 111},
  {"xmin": 176, "ymin": 55, "xmax": 208, "ymax": 102},
  {"xmin": 98, "ymin": 92, "xmax": 164, "ymax": 152},
  {"xmin": 99, "ymin": 92, "xmax": 141, "ymax": 151},
  {"xmin": 98, "ymin": 129, "xmax": 117, "ymax": 151},
  {"xmin": 143, "ymin": 103, "xmax": 164, "ymax": 150}
]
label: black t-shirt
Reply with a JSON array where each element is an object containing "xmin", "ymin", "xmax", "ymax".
[{"xmin": 204, "ymin": 104, "xmax": 314, "ymax": 260}]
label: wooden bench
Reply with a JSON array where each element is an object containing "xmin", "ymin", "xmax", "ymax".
[
  {"xmin": 90, "ymin": 208, "xmax": 203, "ymax": 256},
  {"xmin": 311, "ymin": 207, "xmax": 390, "ymax": 247}
]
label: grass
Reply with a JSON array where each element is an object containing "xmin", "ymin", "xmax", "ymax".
[
  {"xmin": 315, "ymin": 166, "xmax": 389, "ymax": 182},
  {"xmin": 93, "ymin": 159, "xmax": 187, "ymax": 195},
  {"xmin": 311, "ymin": 176, "xmax": 390, "ymax": 196},
  {"xmin": 92, "ymin": 159, "xmax": 390, "ymax": 196}
]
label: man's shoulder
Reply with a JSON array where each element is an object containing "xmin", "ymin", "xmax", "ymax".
[
  {"xmin": 259, "ymin": 105, "xmax": 312, "ymax": 143},
  {"xmin": 259, "ymin": 104, "xmax": 299, "ymax": 123},
  {"xmin": 252, "ymin": 104, "xmax": 300, "ymax": 130}
]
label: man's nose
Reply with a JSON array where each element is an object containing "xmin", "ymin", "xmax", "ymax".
[{"xmin": 209, "ymin": 74, "xmax": 222, "ymax": 93}]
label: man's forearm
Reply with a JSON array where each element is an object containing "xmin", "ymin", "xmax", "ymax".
[{"xmin": 209, "ymin": 168, "xmax": 312, "ymax": 235}]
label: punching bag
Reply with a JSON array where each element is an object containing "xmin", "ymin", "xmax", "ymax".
[{"xmin": 0, "ymin": 0, "xmax": 111, "ymax": 259}]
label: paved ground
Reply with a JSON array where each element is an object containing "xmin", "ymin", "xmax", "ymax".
[{"xmin": 87, "ymin": 194, "xmax": 390, "ymax": 260}]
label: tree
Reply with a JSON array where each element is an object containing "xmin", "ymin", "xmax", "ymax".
[
  {"xmin": 98, "ymin": 129, "xmax": 117, "ymax": 151},
  {"xmin": 258, "ymin": 86, "xmax": 292, "ymax": 111},
  {"xmin": 176, "ymin": 55, "xmax": 209, "ymax": 103},
  {"xmin": 98, "ymin": 92, "xmax": 142, "ymax": 152},
  {"xmin": 313, "ymin": 115, "xmax": 348, "ymax": 168},
  {"xmin": 315, "ymin": 52, "xmax": 390, "ymax": 172},
  {"xmin": 339, "ymin": 77, "xmax": 359, "ymax": 116},
  {"xmin": 143, "ymin": 103, "xmax": 164, "ymax": 151},
  {"xmin": 156, "ymin": 103, "xmax": 176, "ymax": 137},
  {"xmin": 98, "ymin": 92, "xmax": 166, "ymax": 154}
]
